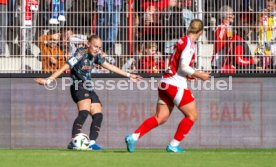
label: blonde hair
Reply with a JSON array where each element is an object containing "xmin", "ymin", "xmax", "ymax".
[
  {"xmin": 87, "ymin": 34, "xmax": 101, "ymax": 42},
  {"xmin": 187, "ymin": 19, "xmax": 204, "ymax": 34}
]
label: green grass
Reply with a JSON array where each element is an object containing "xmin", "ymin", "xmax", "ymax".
[{"xmin": 1, "ymin": 149, "xmax": 276, "ymax": 167}]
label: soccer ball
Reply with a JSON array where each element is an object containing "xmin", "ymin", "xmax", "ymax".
[{"xmin": 72, "ymin": 133, "xmax": 90, "ymax": 150}]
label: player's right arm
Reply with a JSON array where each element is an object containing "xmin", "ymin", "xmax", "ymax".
[
  {"xmin": 35, "ymin": 48, "xmax": 84, "ymax": 85},
  {"xmin": 179, "ymin": 42, "xmax": 210, "ymax": 81},
  {"xmin": 34, "ymin": 64, "xmax": 70, "ymax": 85}
]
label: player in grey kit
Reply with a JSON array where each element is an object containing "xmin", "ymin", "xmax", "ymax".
[{"xmin": 35, "ymin": 35, "xmax": 141, "ymax": 150}]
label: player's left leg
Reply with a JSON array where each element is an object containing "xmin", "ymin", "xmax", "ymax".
[
  {"xmin": 167, "ymin": 89, "xmax": 197, "ymax": 153},
  {"xmin": 88, "ymin": 91, "xmax": 103, "ymax": 150}
]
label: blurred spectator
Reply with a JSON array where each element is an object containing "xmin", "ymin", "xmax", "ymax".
[
  {"xmin": 243, "ymin": 0, "xmax": 265, "ymax": 12},
  {"xmin": 179, "ymin": 0, "xmax": 194, "ymax": 28},
  {"xmin": 138, "ymin": 42, "xmax": 165, "ymax": 73},
  {"xmin": 204, "ymin": 0, "xmax": 236, "ymax": 42},
  {"xmin": 97, "ymin": 0, "xmax": 122, "ymax": 53},
  {"xmin": 121, "ymin": 55, "xmax": 137, "ymax": 73},
  {"xmin": 254, "ymin": 0, "xmax": 276, "ymax": 70},
  {"xmin": 66, "ymin": 0, "xmax": 96, "ymax": 34},
  {"xmin": 160, "ymin": 0, "xmax": 185, "ymax": 54},
  {"xmin": 91, "ymin": 52, "xmax": 117, "ymax": 73},
  {"xmin": 141, "ymin": 0, "xmax": 169, "ymax": 11},
  {"xmin": 161, "ymin": 0, "xmax": 185, "ymax": 40},
  {"xmin": 0, "ymin": 0, "xmax": 8, "ymax": 56},
  {"xmin": 136, "ymin": 0, "xmax": 169, "ymax": 42},
  {"xmin": 228, "ymin": 23, "xmax": 258, "ymax": 73},
  {"xmin": 211, "ymin": 5, "xmax": 235, "ymax": 71},
  {"xmin": 60, "ymin": 28, "xmax": 88, "ymax": 57},
  {"xmin": 38, "ymin": 29, "xmax": 67, "ymax": 73}
]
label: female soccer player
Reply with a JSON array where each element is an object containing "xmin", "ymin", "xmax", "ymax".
[
  {"xmin": 35, "ymin": 35, "xmax": 141, "ymax": 150},
  {"xmin": 125, "ymin": 19, "xmax": 210, "ymax": 153}
]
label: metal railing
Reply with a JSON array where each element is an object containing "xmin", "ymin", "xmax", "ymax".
[{"xmin": 0, "ymin": 0, "xmax": 275, "ymax": 74}]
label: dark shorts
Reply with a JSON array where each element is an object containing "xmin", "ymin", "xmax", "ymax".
[{"xmin": 70, "ymin": 85, "xmax": 101, "ymax": 104}]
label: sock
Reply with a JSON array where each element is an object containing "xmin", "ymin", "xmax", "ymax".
[
  {"xmin": 173, "ymin": 117, "xmax": 194, "ymax": 142},
  {"xmin": 72, "ymin": 110, "xmax": 89, "ymax": 137},
  {"xmin": 89, "ymin": 140, "xmax": 95, "ymax": 145},
  {"xmin": 89, "ymin": 113, "xmax": 103, "ymax": 141},
  {"xmin": 170, "ymin": 139, "xmax": 180, "ymax": 147},
  {"xmin": 133, "ymin": 116, "xmax": 158, "ymax": 139}
]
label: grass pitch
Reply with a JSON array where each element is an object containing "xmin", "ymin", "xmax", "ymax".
[{"xmin": 1, "ymin": 149, "xmax": 276, "ymax": 167}]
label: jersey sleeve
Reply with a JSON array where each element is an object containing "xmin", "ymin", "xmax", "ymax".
[
  {"xmin": 179, "ymin": 38, "xmax": 191, "ymax": 66},
  {"xmin": 66, "ymin": 48, "xmax": 85, "ymax": 69},
  {"xmin": 94, "ymin": 54, "xmax": 105, "ymax": 65}
]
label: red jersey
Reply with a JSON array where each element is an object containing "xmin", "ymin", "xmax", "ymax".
[
  {"xmin": 138, "ymin": 55, "xmax": 165, "ymax": 73},
  {"xmin": 0, "ymin": 0, "xmax": 7, "ymax": 5},
  {"xmin": 212, "ymin": 22, "xmax": 231, "ymax": 63},
  {"xmin": 141, "ymin": 0, "xmax": 169, "ymax": 11},
  {"xmin": 231, "ymin": 35, "xmax": 254, "ymax": 67},
  {"xmin": 161, "ymin": 36, "xmax": 196, "ymax": 89}
]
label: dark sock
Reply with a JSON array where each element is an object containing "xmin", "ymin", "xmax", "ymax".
[
  {"xmin": 72, "ymin": 110, "xmax": 89, "ymax": 137},
  {"xmin": 89, "ymin": 113, "xmax": 103, "ymax": 141}
]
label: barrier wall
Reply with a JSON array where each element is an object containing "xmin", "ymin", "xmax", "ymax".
[{"xmin": 0, "ymin": 77, "xmax": 275, "ymax": 148}]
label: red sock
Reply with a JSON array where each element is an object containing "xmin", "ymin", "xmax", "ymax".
[
  {"xmin": 174, "ymin": 117, "xmax": 194, "ymax": 141},
  {"xmin": 134, "ymin": 116, "xmax": 158, "ymax": 138}
]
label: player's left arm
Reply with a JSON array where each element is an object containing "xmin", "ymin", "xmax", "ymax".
[{"xmin": 101, "ymin": 61, "xmax": 142, "ymax": 82}]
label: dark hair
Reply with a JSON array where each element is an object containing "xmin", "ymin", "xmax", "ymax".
[
  {"xmin": 47, "ymin": 29, "xmax": 60, "ymax": 35},
  {"xmin": 234, "ymin": 22, "xmax": 250, "ymax": 39},
  {"xmin": 87, "ymin": 34, "xmax": 101, "ymax": 42}
]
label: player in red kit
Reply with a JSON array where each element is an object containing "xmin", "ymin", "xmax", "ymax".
[{"xmin": 125, "ymin": 19, "xmax": 210, "ymax": 153}]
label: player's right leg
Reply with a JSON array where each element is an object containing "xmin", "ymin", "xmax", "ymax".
[
  {"xmin": 167, "ymin": 96, "xmax": 197, "ymax": 153},
  {"xmin": 125, "ymin": 83, "xmax": 174, "ymax": 152},
  {"xmin": 68, "ymin": 86, "xmax": 91, "ymax": 149}
]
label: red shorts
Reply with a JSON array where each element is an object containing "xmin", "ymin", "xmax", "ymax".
[{"xmin": 158, "ymin": 82, "xmax": 195, "ymax": 107}]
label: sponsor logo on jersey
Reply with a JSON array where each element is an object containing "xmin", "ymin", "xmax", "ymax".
[{"xmin": 82, "ymin": 66, "xmax": 92, "ymax": 70}]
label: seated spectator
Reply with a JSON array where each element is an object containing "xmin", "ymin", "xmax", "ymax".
[
  {"xmin": 38, "ymin": 29, "xmax": 67, "ymax": 73},
  {"xmin": 227, "ymin": 23, "xmax": 258, "ymax": 73},
  {"xmin": 211, "ymin": 5, "xmax": 235, "ymax": 72},
  {"xmin": 137, "ymin": 42, "xmax": 165, "ymax": 73}
]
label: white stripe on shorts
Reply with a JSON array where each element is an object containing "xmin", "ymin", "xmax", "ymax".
[{"xmin": 173, "ymin": 88, "xmax": 184, "ymax": 106}]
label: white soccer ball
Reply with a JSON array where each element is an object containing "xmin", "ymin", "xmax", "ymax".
[{"xmin": 72, "ymin": 133, "xmax": 90, "ymax": 150}]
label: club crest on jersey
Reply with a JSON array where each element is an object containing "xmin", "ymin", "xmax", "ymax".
[
  {"xmin": 178, "ymin": 39, "xmax": 184, "ymax": 45},
  {"xmin": 68, "ymin": 57, "xmax": 78, "ymax": 66}
]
